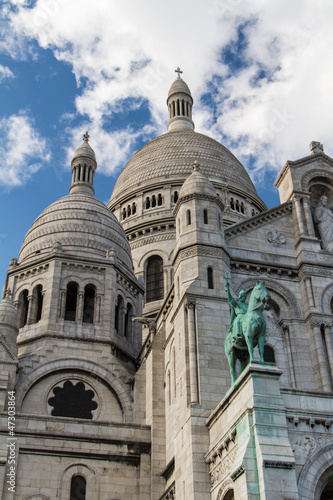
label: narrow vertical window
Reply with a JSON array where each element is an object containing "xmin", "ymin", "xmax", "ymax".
[
  {"xmin": 146, "ymin": 256, "xmax": 164, "ymax": 302},
  {"xmin": 114, "ymin": 295, "xmax": 123, "ymax": 333},
  {"xmin": 70, "ymin": 474, "xmax": 86, "ymax": 500},
  {"xmin": 124, "ymin": 303, "xmax": 132, "ymax": 338},
  {"xmin": 19, "ymin": 289, "xmax": 29, "ymax": 328},
  {"xmin": 173, "ymin": 191, "xmax": 179, "ymax": 203},
  {"xmin": 207, "ymin": 267, "xmax": 214, "ymax": 290},
  {"xmin": 35, "ymin": 284, "xmax": 43, "ymax": 323},
  {"xmin": 203, "ymin": 209, "xmax": 208, "ymax": 224},
  {"xmin": 83, "ymin": 285, "xmax": 95, "ymax": 324},
  {"xmin": 65, "ymin": 282, "xmax": 78, "ymax": 321},
  {"xmin": 186, "ymin": 209, "xmax": 191, "ymax": 226},
  {"xmin": 145, "ymin": 197, "xmax": 150, "ymax": 209},
  {"xmin": 157, "ymin": 193, "xmax": 163, "ymax": 206}
]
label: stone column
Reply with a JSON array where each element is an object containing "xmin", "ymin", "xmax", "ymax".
[
  {"xmin": 305, "ymin": 277, "xmax": 315, "ymax": 308},
  {"xmin": 303, "ymin": 196, "xmax": 315, "ymax": 237},
  {"xmin": 95, "ymin": 295, "xmax": 101, "ymax": 323},
  {"xmin": 26, "ymin": 295, "xmax": 35, "ymax": 325},
  {"xmin": 76, "ymin": 291, "xmax": 84, "ymax": 323},
  {"xmin": 59, "ymin": 290, "xmax": 67, "ymax": 319},
  {"xmin": 293, "ymin": 195, "xmax": 306, "ymax": 236},
  {"xmin": 313, "ymin": 323, "xmax": 331, "ymax": 391},
  {"xmin": 324, "ymin": 325, "xmax": 333, "ymax": 379},
  {"xmin": 187, "ymin": 301, "xmax": 199, "ymax": 404}
]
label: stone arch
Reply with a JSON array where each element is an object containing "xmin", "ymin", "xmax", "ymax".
[
  {"xmin": 25, "ymin": 496, "xmax": 51, "ymax": 500},
  {"xmin": 138, "ymin": 248, "xmax": 168, "ymax": 268},
  {"xmin": 301, "ymin": 169, "xmax": 333, "ymax": 192},
  {"xmin": 59, "ymin": 463, "xmax": 99, "ymax": 500},
  {"xmin": 298, "ymin": 443, "xmax": 333, "ymax": 499},
  {"xmin": 15, "ymin": 358, "xmax": 133, "ymax": 421},
  {"xmin": 321, "ymin": 282, "xmax": 333, "ymax": 315},
  {"xmin": 234, "ymin": 277, "xmax": 301, "ymax": 319},
  {"xmin": 216, "ymin": 478, "xmax": 234, "ymax": 500}
]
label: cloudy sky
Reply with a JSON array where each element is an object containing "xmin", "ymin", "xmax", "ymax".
[{"xmin": 1, "ymin": 0, "xmax": 333, "ymax": 285}]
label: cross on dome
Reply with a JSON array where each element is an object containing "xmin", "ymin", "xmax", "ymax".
[
  {"xmin": 175, "ymin": 67, "xmax": 183, "ymax": 79},
  {"xmin": 83, "ymin": 131, "xmax": 90, "ymax": 143}
]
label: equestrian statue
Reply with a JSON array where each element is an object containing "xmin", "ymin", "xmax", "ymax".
[{"xmin": 224, "ymin": 273, "xmax": 270, "ymax": 384}]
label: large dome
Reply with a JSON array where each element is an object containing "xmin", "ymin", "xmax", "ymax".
[
  {"xmin": 18, "ymin": 193, "xmax": 133, "ymax": 269},
  {"xmin": 111, "ymin": 129, "xmax": 261, "ymax": 204}
]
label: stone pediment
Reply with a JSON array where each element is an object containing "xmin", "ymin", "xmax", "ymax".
[{"xmin": 225, "ymin": 202, "xmax": 292, "ymax": 241}]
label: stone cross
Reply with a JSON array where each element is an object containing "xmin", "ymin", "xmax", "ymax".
[
  {"xmin": 175, "ymin": 67, "xmax": 183, "ymax": 78},
  {"xmin": 83, "ymin": 131, "xmax": 90, "ymax": 143}
]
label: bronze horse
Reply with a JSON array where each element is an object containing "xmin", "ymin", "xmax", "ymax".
[{"xmin": 224, "ymin": 281, "xmax": 270, "ymax": 384}]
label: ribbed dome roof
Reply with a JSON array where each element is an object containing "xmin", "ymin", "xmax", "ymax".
[
  {"xmin": 111, "ymin": 129, "xmax": 259, "ymax": 203},
  {"xmin": 18, "ymin": 193, "xmax": 133, "ymax": 269},
  {"xmin": 179, "ymin": 164, "xmax": 217, "ymax": 198},
  {"xmin": 72, "ymin": 136, "xmax": 96, "ymax": 163},
  {"xmin": 168, "ymin": 78, "xmax": 192, "ymax": 99}
]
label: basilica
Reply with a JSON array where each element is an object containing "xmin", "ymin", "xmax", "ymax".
[{"xmin": 0, "ymin": 72, "xmax": 333, "ymax": 499}]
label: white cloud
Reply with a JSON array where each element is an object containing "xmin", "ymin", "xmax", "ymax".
[
  {"xmin": 3, "ymin": 0, "xmax": 333, "ymax": 184},
  {"xmin": 0, "ymin": 64, "xmax": 14, "ymax": 82},
  {"xmin": 0, "ymin": 112, "xmax": 50, "ymax": 187}
]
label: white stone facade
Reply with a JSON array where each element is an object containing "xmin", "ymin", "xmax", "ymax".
[{"xmin": 0, "ymin": 76, "xmax": 333, "ymax": 499}]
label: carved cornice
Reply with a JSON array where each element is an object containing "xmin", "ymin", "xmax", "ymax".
[
  {"xmin": 230, "ymin": 260, "xmax": 297, "ymax": 280},
  {"xmin": 173, "ymin": 243, "xmax": 226, "ymax": 271},
  {"xmin": 225, "ymin": 202, "xmax": 292, "ymax": 240},
  {"xmin": 129, "ymin": 231, "xmax": 175, "ymax": 249},
  {"xmin": 299, "ymin": 264, "xmax": 333, "ymax": 280},
  {"xmin": 174, "ymin": 192, "xmax": 224, "ymax": 216},
  {"xmin": 14, "ymin": 264, "xmax": 49, "ymax": 280},
  {"xmin": 301, "ymin": 168, "xmax": 333, "ymax": 191},
  {"xmin": 263, "ymin": 460, "xmax": 294, "ymax": 469},
  {"xmin": 116, "ymin": 272, "xmax": 140, "ymax": 297}
]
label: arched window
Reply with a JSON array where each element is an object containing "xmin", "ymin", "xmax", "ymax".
[
  {"xmin": 330, "ymin": 296, "xmax": 333, "ymax": 314},
  {"xmin": 151, "ymin": 195, "xmax": 156, "ymax": 207},
  {"xmin": 34, "ymin": 284, "xmax": 43, "ymax": 323},
  {"xmin": 83, "ymin": 285, "xmax": 95, "ymax": 324},
  {"xmin": 207, "ymin": 267, "xmax": 214, "ymax": 289},
  {"xmin": 70, "ymin": 474, "xmax": 86, "ymax": 500},
  {"xmin": 65, "ymin": 282, "xmax": 78, "ymax": 321},
  {"xmin": 146, "ymin": 256, "xmax": 164, "ymax": 302},
  {"xmin": 157, "ymin": 193, "xmax": 163, "ymax": 206},
  {"xmin": 114, "ymin": 295, "xmax": 123, "ymax": 333},
  {"xmin": 264, "ymin": 345, "xmax": 276, "ymax": 364},
  {"xmin": 223, "ymin": 490, "xmax": 235, "ymax": 500},
  {"xmin": 240, "ymin": 201, "xmax": 245, "ymax": 214},
  {"xmin": 127, "ymin": 205, "xmax": 131, "ymax": 217},
  {"xmin": 18, "ymin": 289, "xmax": 29, "ymax": 328},
  {"xmin": 230, "ymin": 198, "xmax": 235, "ymax": 210},
  {"xmin": 132, "ymin": 202, "xmax": 136, "ymax": 215},
  {"xmin": 122, "ymin": 207, "xmax": 126, "ymax": 220},
  {"xmin": 186, "ymin": 209, "xmax": 191, "ymax": 226},
  {"xmin": 203, "ymin": 209, "xmax": 208, "ymax": 224},
  {"xmin": 145, "ymin": 197, "xmax": 150, "ymax": 209},
  {"xmin": 173, "ymin": 191, "xmax": 179, "ymax": 203}
]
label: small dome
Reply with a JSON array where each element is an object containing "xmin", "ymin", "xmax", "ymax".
[
  {"xmin": 18, "ymin": 194, "xmax": 133, "ymax": 270},
  {"xmin": 0, "ymin": 293, "xmax": 18, "ymax": 331},
  {"xmin": 72, "ymin": 132, "xmax": 97, "ymax": 164},
  {"xmin": 167, "ymin": 77, "xmax": 192, "ymax": 100},
  {"xmin": 179, "ymin": 163, "xmax": 217, "ymax": 198}
]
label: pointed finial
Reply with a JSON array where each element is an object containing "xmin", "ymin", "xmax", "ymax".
[
  {"xmin": 83, "ymin": 131, "xmax": 90, "ymax": 143},
  {"xmin": 193, "ymin": 160, "xmax": 200, "ymax": 171},
  {"xmin": 175, "ymin": 67, "xmax": 183, "ymax": 79}
]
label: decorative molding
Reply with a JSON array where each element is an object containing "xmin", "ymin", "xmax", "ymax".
[
  {"xmin": 116, "ymin": 272, "xmax": 139, "ymax": 297},
  {"xmin": 230, "ymin": 261, "xmax": 297, "ymax": 280},
  {"xmin": 159, "ymin": 482, "xmax": 175, "ymax": 500},
  {"xmin": 263, "ymin": 460, "xmax": 294, "ymax": 469},
  {"xmin": 266, "ymin": 230, "xmax": 286, "ymax": 245},
  {"xmin": 129, "ymin": 232, "xmax": 175, "ymax": 249},
  {"xmin": 304, "ymin": 251, "xmax": 333, "ymax": 263},
  {"xmin": 15, "ymin": 264, "xmax": 49, "ymax": 280},
  {"xmin": 300, "ymin": 264, "xmax": 333, "ymax": 279},
  {"xmin": 210, "ymin": 445, "xmax": 237, "ymax": 487},
  {"xmin": 230, "ymin": 465, "xmax": 245, "ymax": 482}
]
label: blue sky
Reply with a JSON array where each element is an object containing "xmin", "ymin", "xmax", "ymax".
[{"xmin": 1, "ymin": 0, "xmax": 333, "ymax": 287}]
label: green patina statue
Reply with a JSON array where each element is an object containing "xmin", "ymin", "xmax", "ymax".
[{"xmin": 224, "ymin": 273, "xmax": 270, "ymax": 384}]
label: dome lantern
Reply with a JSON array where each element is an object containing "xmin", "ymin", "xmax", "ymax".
[
  {"xmin": 70, "ymin": 132, "xmax": 97, "ymax": 196},
  {"xmin": 167, "ymin": 68, "xmax": 194, "ymax": 132}
]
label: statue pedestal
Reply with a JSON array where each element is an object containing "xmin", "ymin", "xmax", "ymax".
[{"xmin": 207, "ymin": 363, "xmax": 299, "ymax": 499}]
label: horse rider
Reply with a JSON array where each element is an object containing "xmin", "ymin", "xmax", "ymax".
[{"xmin": 225, "ymin": 281, "xmax": 248, "ymax": 341}]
